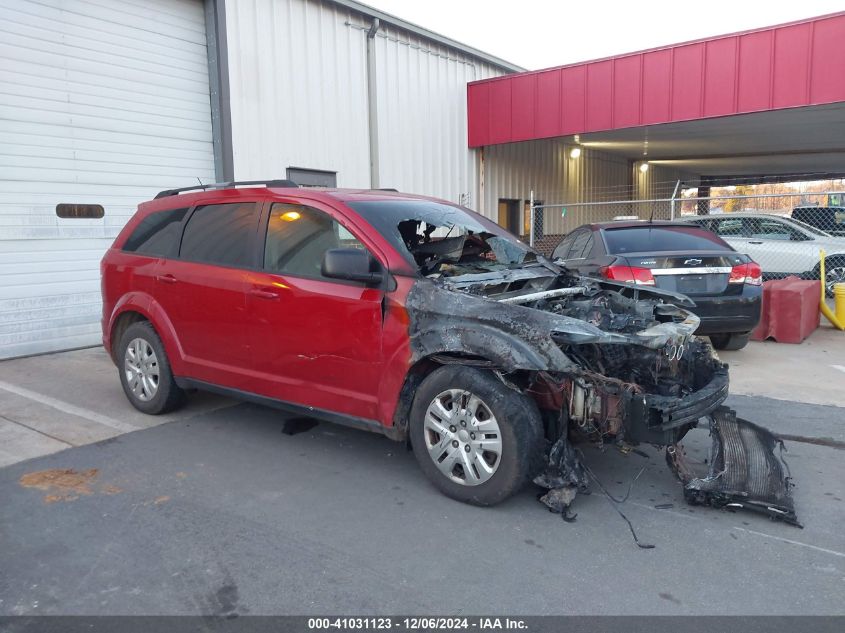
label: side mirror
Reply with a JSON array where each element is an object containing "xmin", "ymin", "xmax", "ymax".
[{"xmin": 321, "ymin": 248, "xmax": 384, "ymax": 285}]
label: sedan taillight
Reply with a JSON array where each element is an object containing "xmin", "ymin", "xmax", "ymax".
[
  {"xmin": 601, "ymin": 264, "xmax": 656, "ymax": 286},
  {"xmin": 729, "ymin": 261, "xmax": 763, "ymax": 286}
]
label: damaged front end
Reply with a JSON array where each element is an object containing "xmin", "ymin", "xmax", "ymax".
[
  {"xmin": 425, "ymin": 268, "xmax": 799, "ymax": 526},
  {"xmin": 359, "ymin": 198, "xmax": 799, "ymax": 526}
]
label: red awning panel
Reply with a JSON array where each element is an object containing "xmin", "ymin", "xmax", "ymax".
[{"xmin": 467, "ymin": 12, "xmax": 845, "ymax": 147}]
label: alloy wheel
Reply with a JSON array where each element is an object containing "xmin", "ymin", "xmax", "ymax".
[{"xmin": 826, "ymin": 266, "xmax": 845, "ymax": 295}]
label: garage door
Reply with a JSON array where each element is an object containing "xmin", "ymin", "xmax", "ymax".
[{"xmin": 0, "ymin": 0, "xmax": 215, "ymax": 359}]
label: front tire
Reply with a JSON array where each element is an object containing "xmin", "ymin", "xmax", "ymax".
[
  {"xmin": 409, "ymin": 366, "xmax": 543, "ymax": 506},
  {"xmin": 810, "ymin": 256, "xmax": 845, "ymax": 297},
  {"xmin": 709, "ymin": 332, "xmax": 750, "ymax": 351},
  {"xmin": 823, "ymin": 256, "xmax": 845, "ymax": 298},
  {"xmin": 117, "ymin": 321, "xmax": 185, "ymax": 415}
]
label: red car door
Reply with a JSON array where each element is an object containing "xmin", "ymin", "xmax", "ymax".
[
  {"xmin": 245, "ymin": 201, "xmax": 385, "ymax": 421},
  {"xmin": 153, "ymin": 201, "xmax": 260, "ymax": 390}
]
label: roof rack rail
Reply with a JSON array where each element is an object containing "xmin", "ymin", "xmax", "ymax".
[{"xmin": 154, "ymin": 179, "xmax": 298, "ymax": 199}]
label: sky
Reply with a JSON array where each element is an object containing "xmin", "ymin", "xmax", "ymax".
[{"xmin": 361, "ymin": 0, "xmax": 845, "ymax": 70}]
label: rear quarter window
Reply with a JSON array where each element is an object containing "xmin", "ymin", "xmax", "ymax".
[
  {"xmin": 551, "ymin": 233, "xmax": 577, "ymax": 260},
  {"xmin": 122, "ymin": 207, "xmax": 189, "ymax": 257},
  {"xmin": 602, "ymin": 225, "xmax": 732, "ymax": 254}
]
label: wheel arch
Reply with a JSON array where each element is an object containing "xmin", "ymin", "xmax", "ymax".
[
  {"xmin": 109, "ymin": 311, "xmax": 148, "ymax": 362},
  {"xmin": 386, "ymin": 351, "xmax": 520, "ymax": 442},
  {"xmin": 107, "ymin": 293, "xmax": 185, "ymax": 373}
]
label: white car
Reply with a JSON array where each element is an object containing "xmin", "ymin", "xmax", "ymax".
[{"xmin": 679, "ymin": 213, "xmax": 845, "ymax": 296}]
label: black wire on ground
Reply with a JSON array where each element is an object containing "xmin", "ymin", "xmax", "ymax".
[{"xmin": 580, "ymin": 456, "xmax": 655, "ymax": 549}]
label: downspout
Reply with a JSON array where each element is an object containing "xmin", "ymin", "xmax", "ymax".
[
  {"xmin": 366, "ymin": 18, "xmax": 380, "ymax": 189},
  {"xmin": 478, "ymin": 146, "xmax": 485, "ymax": 216}
]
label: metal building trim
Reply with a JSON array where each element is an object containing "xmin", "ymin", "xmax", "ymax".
[
  {"xmin": 467, "ymin": 11, "xmax": 845, "ymax": 147},
  {"xmin": 205, "ymin": 0, "xmax": 235, "ymax": 181},
  {"xmin": 329, "ymin": 0, "xmax": 523, "ymax": 73}
]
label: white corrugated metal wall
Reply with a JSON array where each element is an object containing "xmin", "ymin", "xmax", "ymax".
[
  {"xmin": 372, "ymin": 22, "xmax": 501, "ymax": 204},
  {"xmin": 225, "ymin": 0, "xmax": 372, "ymax": 187},
  {"xmin": 0, "ymin": 0, "xmax": 215, "ymax": 359},
  {"xmin": 224, "ymin": 0, "xmax": 505, "ymax": 204}
]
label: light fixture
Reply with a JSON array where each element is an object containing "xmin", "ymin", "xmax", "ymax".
[
  {"xmin": 280, "ymin": 210, "xmax": 301, "ymax": 221},
  {"xmin": 639, "ymin": 163, "xmax": 649, "ymax": 173},
  {"xmin": 570, "ymin": 147, "xmax": 581, "ymax": 159}
]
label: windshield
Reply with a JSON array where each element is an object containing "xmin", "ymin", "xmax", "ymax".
[{"xmin": 347, "ymin": 200, "xmax": 539, "ymax": 276}]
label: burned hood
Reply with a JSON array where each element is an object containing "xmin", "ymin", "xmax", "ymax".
[{"xmin": 403, "ymin": 270, "xmax": 700, "ymax": 373}]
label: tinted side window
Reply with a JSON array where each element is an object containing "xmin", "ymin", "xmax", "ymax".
[
  {"xmin": 552, "ymin": 233, "xmax": 577, "ymax": 260},
  {"xmin": 180, "ymin": 203, "xmax": 258, "ymax": 267},
  {"xmin": 264, "ymin": 203, "xmax": 365, "ymax": 280},
  {"xmin": 567, "ymin": 231, "xmax": 592, "ymax": 259},
  {"xmin": 712, "ymin": 218, "xmax": 745, "ymax": 237},
  {"xmin": 745, "ymin": 218, "xmax": 804, "ymax": 241},
  {"xmin": 123, "ymin": 208, "xmax": 189, "ymax": 257}
]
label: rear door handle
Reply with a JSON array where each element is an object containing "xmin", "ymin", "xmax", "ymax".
[
  {"xmin": 749, "ymin": 241, "xmax": 763, "ymax": 244},
  {"xmin": 250, "ymin": 288, "xmax": 280, "ymax": 300},
  {"xmin": 155, "ymin": 274, "xmax": 178, "ymax": 284}
]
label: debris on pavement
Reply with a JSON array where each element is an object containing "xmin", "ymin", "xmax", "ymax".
[{"xmin": 667, "ymin": 407, "xmax": 801, "ymax": 527}]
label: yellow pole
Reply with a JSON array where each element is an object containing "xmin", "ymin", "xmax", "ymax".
[
  {"xmin": 819, "ymin": 249, "xmax": 845, "ymax": 330},
  {"xmin": 835, "ymin": 283, "xmax": 845, "ymax": 322}
]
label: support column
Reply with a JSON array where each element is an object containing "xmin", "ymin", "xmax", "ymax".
[{"xmin": 697, "ymin": 182, "xmax": 711, "ymax": 215}]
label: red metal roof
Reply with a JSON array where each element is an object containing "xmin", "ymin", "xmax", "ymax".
[{"xmin": 467, "ymin": 12, "xmax": 845, "ymax": 148}]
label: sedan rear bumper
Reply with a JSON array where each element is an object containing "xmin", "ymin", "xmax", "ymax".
[{"xmin": 689, "ymin": 286, "xmax": 762, "ymax": 335}]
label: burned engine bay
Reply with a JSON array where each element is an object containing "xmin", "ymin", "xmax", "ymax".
[{"xmin": 403, "ymin": 244, "xmax": 800, "ymax": 531}]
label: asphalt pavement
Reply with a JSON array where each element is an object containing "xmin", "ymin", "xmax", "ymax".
[{"xmin": 1, "ymin": 392, "xmax": 843, "ymax": 616}]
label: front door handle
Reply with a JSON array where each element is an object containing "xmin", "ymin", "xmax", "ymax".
[
  {"xmin": 749, "ymin": 241, "xmax": 764, "ymax": 244},
  {"xmin": 250, "ymin": 288, "xmax": 280, "ymax": 300},
  {"xmin": 155, "ymin": 274, "xmax": 178, "ymax": 284}
]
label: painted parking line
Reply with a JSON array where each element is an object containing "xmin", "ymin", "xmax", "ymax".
[
  {"xmin": 0, "ymin": 379, "xmax": 140, "ymax": 434},
  {"xmin": 733, "ymin": 527, "xmax": 845, "ymax": 559},
  {"xmin": 832, "ymin": 365, "xmax": 845, "ymax": 374},
  {"xmin": 632, "ymin": 501, "xmax": 845, "ymax": 559}
]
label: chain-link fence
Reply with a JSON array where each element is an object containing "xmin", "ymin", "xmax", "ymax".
[{"xmin": 528, "ymin": 190, "xmax": 845, "ymax": 294}]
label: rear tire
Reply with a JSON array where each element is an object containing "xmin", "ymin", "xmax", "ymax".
[
  {"xmin": 409, "ymin": 365, "xmax": 544, "ymax": 506},
  {"xmin": 709, "ymin": 332, "xmax": 750, "ymax": 351},
  {"xmin": 117, "ymin": 321, "xmax": 185, "ymax": 415}
]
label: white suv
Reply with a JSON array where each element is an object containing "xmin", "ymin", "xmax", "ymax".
[{"xmin": 680, "ymin": 213, "xmax": 845, "ymax": 295}]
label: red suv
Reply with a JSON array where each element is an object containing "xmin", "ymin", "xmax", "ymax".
[{"xmin": 101, "ymin": 181, "xmax": 796, "ymax": 521}]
